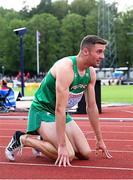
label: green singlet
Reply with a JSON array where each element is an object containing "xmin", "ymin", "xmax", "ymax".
[{"xmin": 27, "ymin": 56, "xmax": 91, "ymax": 133}]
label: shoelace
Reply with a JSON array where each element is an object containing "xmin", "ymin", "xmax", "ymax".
[
  {"xmin": 17, "ymin": 136, "xmax": 24, "ymax": 157},
  {"xmin": 8, "ymin": 141, "xmax": 20, "ymax": 151}
]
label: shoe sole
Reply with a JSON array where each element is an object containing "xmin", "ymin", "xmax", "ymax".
[{"xmin": 5, "ymin": 149, "xmax": 15, "ymax": 161}]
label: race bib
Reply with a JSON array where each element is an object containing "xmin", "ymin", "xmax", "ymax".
[{"xmin": 67, "ymin": 92, "xmax": 83, "ymax": 109}]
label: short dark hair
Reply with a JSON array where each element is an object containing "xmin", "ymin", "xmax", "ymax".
[
  {"xmin": 1, "ymin": 79, "xmax": 7, "ymax": 86},
  {"xmin": 80, "ymin": 35, "xmax": 108, "ymax": 49}
]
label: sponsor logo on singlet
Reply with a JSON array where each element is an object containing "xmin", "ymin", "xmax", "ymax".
[{"xmin": 70, "ymin": 84, "xmax": 87, "ymax": 90}]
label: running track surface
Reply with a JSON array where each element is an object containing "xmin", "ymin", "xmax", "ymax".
[{"xmin": 0, "ymin": 105, "xmax": 133, "ymax": 179}]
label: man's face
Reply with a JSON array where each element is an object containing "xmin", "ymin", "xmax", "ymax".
[{"xmin": 84, "ymin": 44, "xmax": 106, "ymax": 67}]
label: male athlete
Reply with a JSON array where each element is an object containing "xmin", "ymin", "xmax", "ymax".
[{"xmin": 5, "ymin": 35, "xmax": 112, "ymax": 167}]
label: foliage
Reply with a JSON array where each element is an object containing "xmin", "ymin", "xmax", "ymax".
[
  {"xmin": 0, "ymin": 0, "xmax": 133, "ymax": 76},
  {"xmin": 70, "ymin": 0, "xmax": 97, "ymax": 16},
  {"xmin": 60, "ymin": 13, "xmax": 85, "ymax": 56},
  {"xmin": 27, "ymin": 13, "xmax": 60, "ymax": 72},
  {"xmin": 52, "ymin": 0, "xmax": 69, "ymax": 20},
  {"xmin": 115, "ymin": 10, "xmax": 133, "ymax": 67}
]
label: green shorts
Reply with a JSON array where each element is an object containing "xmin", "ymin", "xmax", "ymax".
[{"xmin": 27, "ymin": 105, "xmax": 73, "ymax": 133}]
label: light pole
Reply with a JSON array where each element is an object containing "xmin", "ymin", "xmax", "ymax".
[
  {"xmin": 36, "ymin": 30, "xmax": 40, "ymax": 76},
  {"xmin": 13, "ymin": 27, "xmax": 27, "ymax": 96}
]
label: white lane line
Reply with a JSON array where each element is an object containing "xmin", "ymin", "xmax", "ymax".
[
  {"xmin": 0, "ymin": 116, "xmax": 27, "ymax": 120},
  {"xmin": 0, "ymin": 161, "xmax": 133, "ymax": 172},
  {"xmin": 1, "ymin": 130, "xmax": 133, "ymax": 134},
  {"xmin": 0, "ymin": 122, "xmax": 26, "ymax": 125},
  {"xmin": 0, "ymin": 129, "xmax": 25, "ymax": 131},
  {"xmin": 0, "ymin": 116, "xmax": 133, "ymax": 121},
  {"xmin": 81, "ymin": 124, "xmax": 133, "ymax": 128},
  {"xmin": 0, "ymin": 116, "xmax": 35, "ymax": 120},
  {"xmin": 1, "ymin": 135, "xmax": 133, "ymax": 141},
  {"xmin": 83, "ymin": 131, "xmax": 133, "ymax": 134},
  {"xmin": 121, "ymin": 110, "xmax": 133, "ymax": 114},
  {"xmin": 0, "ymin": 145, "xmax": 133, "ymax": 154},
  {"xmin": 75, "ymin": 117, "xmax": 133, "ymax": 121},
  {"xmin": 1, "ymin": 122, "xmax": 133, "ymax": 128}
]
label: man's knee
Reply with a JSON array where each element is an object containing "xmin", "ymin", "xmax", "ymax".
[
  {"xmin": 83, "ymin": 149, "xmax": 92, "ymax": 159},
  {"xmin": 76, "ymin": 149, "xmax": 92, "ymax": 160}
]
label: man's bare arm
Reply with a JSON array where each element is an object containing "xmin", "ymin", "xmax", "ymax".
[
  {"xmin": 54, "ymin": 61, "xmax": 74, "ymax": 166},
  {"xmin": 85, "ymin": 67, "xmax": 112, "ymax": 159}
]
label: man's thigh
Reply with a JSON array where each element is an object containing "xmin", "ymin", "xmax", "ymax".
[
  {"xmin": 66, "ymin": 120, "xmax": 91, "ymax": 156},
  {"xmin": 37, "ymin": 121, "xmax": 74, "ymax": 154},
  {"xmin": 38, "ymin": 122, "xmax": 58, "ymax": 147}
]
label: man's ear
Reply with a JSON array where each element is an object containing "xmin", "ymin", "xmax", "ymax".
[{"xmin": 83, "ymin": 47, "xmax": 89, "ymax": 56}]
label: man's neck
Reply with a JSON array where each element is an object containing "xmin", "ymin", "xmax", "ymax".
[{"xmin": 76, "ymin": 54, "xmax": 87, "ymax": 76}]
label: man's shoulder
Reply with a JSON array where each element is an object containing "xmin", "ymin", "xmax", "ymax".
[
  {"xmin": 58, "ymin": 56, "xmax": 72, "ymax": 64},
  {"xmin": 54, "ymin": 57, "xmax": 73, "ymax": 70},
  {"xmin": 52, "ymin": 57, "xmax": 74, "ymax": 82}
]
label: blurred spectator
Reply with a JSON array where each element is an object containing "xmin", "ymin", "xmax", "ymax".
[
  {"xmin": 25, "ymin": 72, "xmax": 31, "ymax": 82},
  {"xmin": 0, "ymin": 79, "xmax": 16, "ymax": 111},
  {"xmin": 13, "ymin": 77, "xmax": 21, "ymax": 88}
]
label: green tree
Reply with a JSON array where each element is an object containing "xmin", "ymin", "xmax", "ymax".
[
  {"xmin": 115, "ymin": 10, "xmax": 133, "ymax": 67},
  {"xmin": 60, "ymin": 13, "xmax": 85, "ymax": 57},
  {"xmin": 0, "ymin": 16, "xmax": 8, "ymax": 74},
  {"xmin": 28, "ymin": 0, "xmax": 52, "ymax": 17},
  {"xmin": 52, "ymin": 0, "xmax": 69, "ymax": 20},
  {"xmin": 70, "ymin": 0, "xmax": 97, "ymax": 16},
  {"xmin": 28, "ymin": 13, "xmax": 60, "ymax": 72},
  {"xmin": 1, "ymin": 0, "xmax": 133, "ymax": 76},
  {"xmin": 5, "ymin": 19, "xmax": 27, "ymax": 75},
  {"xmin": 84, "ymin": 10, "xmax": 98, "ymax": 35}
]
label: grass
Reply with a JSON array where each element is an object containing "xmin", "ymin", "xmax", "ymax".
[
  {"xmin": 101, "ymin": 85, "xmax": 133, "ymax": 104},
  {"xmin": 13, "ymin": 86, "xmax": 37, "ymax": 97},
  {"xmin": 14, "ymin": 85, "xmax": 133, "ymax": 104}
]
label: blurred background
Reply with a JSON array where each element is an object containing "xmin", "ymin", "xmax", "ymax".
[{"xmin": 0, "ymin": 0, "xmax": 133, "ymax": 106}]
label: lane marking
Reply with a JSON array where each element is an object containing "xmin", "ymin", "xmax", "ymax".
[
  {"xmin": 0, "ymin": 116, "xmax": 133, "ymax": 121},
  {"xmin": 121, "ymin": 110, "xmax": 133, "ymax": 114},
  {"xmin": 1, "ymin": 136, "xmax": 133, "ymax": 142},
  {"xmin": 81, "ymin": 124, "xmax": 133, "ymax": 128},
  {"xmin": 1, "ymin": 129, "xmax": 133, "ymax": 134},
  {"xmin": 0, "ymin": 161, "xmax": 133, "ymax": 171},
  {"xmin": 1, "ymin": 145, "xmax": 133, "ymax": 153},
  {"xmin": 1, "ymin": 135, "xmax": 133, "ymax": 142},
  {"xmin": 0, "ymin": 116, "xmax": 27, "ymax": 120},
  {"xmin": 83, "ymin": 131, "xmax": 133, "ymax": 134},
  {"xmin": 1, "ymin": 122, "xmax": 133, "ymax": 128},
  {"xmin": 75, "ymin": 117, "xmax": 133, "ymax": 121},
  {"xmin": 0, "ymin": 128, "xmax": 25, "ymax": 131},
  {"xmin": 0, "ymin": 121, "xmax": 25, "ymax": 123}
]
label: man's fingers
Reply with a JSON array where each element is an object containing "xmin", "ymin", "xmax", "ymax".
[
  {"xmin": 55, "ymin": 155, "xmax": 71, "ymax": 167},
  {"xmin": 66, "ymin": 157, "xmax": 72, "ymax": 166},
  {"xmin": 63, "ymin": 156, "xmax": 67, "ymax": 167},
  {"xmin": 104, "ymin": 150, "xmax": 112, "ymax": 159},
  {"xmin": 102, "ymin": 149, "xmax": 112, "ymax": 159},
  {"xmin": 55, "ymin": 156, "xmax": 60, "ymax": 165},
  {"xmin": 58, "ymin": 155, "xmax": 64, "ymax": 167},
  {"xmin": 106, "ymin": 151, "xmax": 112, "ymax": 159},
  {"xmin": 104, "ymin": 149, "xmax": 112, "ymax": 159},
  {"xmin": 95, "ymin": 148, "xmax": 112, "ymax": 159}
]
